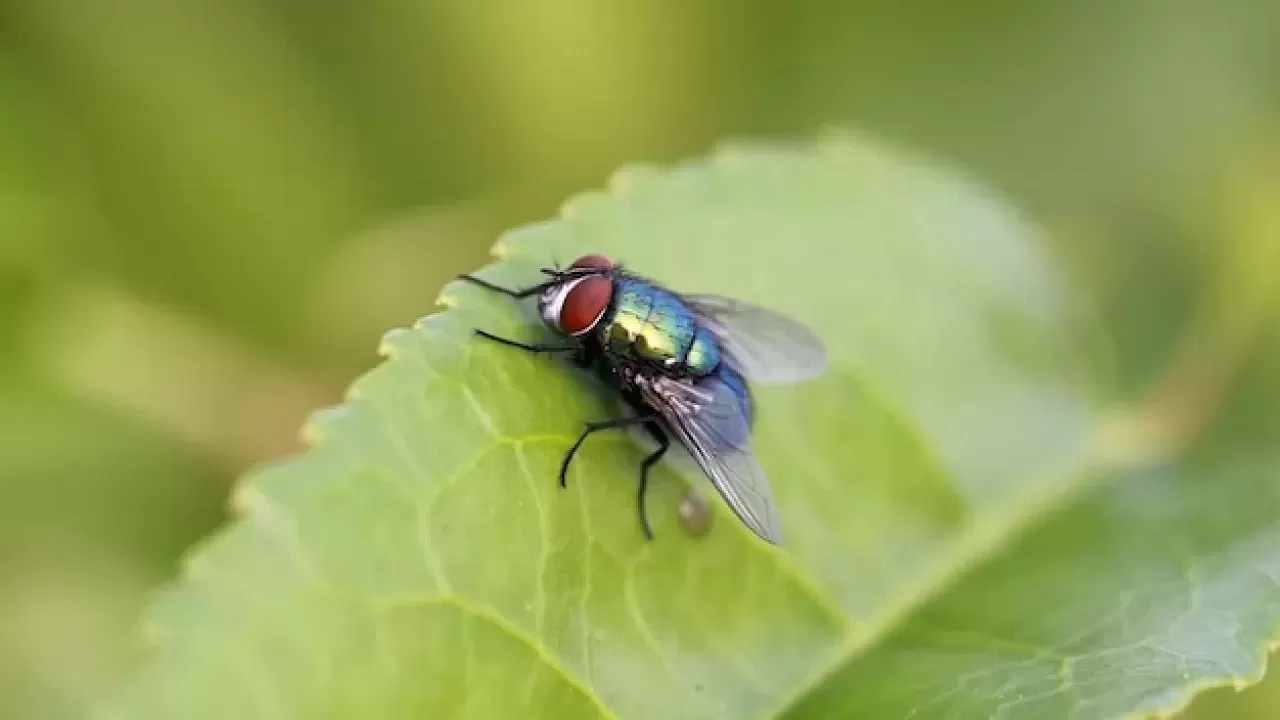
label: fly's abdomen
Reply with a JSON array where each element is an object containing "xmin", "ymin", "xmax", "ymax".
[
  {"xmin": 716, "ymin": 363, "xmax": 754, "ymax": 428},
  {"xmin": 604, "ymin": 278, "xmax": 720, "ymax": 376}
]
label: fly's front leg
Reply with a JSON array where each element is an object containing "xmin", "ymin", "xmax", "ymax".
[
  {"xmin": 457, "ymin": 273, "xmax": 556, "ymax": 299},
  {"xmin": 472, "ymin": 329, "xmax": 576, "ymax": 355},
  {"xmin": 559, "ymin": 414, "xmax": 658, "ymax": 488},
  {"xmin": 458, "ymin": 273, "xmax": 575, "ymax": 355}
]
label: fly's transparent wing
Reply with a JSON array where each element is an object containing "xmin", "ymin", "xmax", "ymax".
[
  {"xmin": 685, "ymin": 294, "xmax": 826, "ymax": 384},
  {"xmin": 639, "ymin": 373, "xmax": 782, "ymax": 544}
]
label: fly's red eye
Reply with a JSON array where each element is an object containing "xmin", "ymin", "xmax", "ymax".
[
  {"xmin": 570, "ymin": 253, "xmax": 615, "ymax": 271},
  {"xmin": 559, "ymin": 275, "xmax": 613, "ymax": 335}
]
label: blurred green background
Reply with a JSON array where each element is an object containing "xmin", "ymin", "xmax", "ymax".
[{"xmin": 1, "ymin": 2, "xmax": 1278, "ymax": 718}]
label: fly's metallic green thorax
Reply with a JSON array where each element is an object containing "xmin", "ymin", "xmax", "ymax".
[{"xmin": 599, "ymin": 276, "xmax": 721, "ymax": 376}]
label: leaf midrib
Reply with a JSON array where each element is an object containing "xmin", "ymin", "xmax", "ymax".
[{"xmin": 765, "ymin": 441, "xmax": 1110, "ymax": 719}]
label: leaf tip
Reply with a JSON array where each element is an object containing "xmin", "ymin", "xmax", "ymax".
[
  {"xmin": 299, "ymin": 405, "xmax": 346, "ymax": 447},
  {"xmin": 434, "ymin": 286, "xmax": 461, "ymax": 310},
  {"xmin": 493, "ymin": 219, "xmax": 557, "ymax": 263},
  {"xmin": 559, "ymin": 189, "xmax": 612, "ymax": 220},
  {"xmin": 707, "ymin": 137, "xmax": 771, "ymax": 164},
  {"xmin": 606, "ymin": 162, "xmax": 663, "ymax": 196},
  {"xmin": 178, "ymin": 546, "xmax": 210, "ymax": 583},
  {"xmin": 377, "ymin": 326, "xmax": 413, "ymax": 359},
  {"xmin": 229, "ymin": 480, "xmax": 264, "ymax": 518},
  {"xmin": 488, "ymin": 236, "xmax": 514, "ymax": 261}
]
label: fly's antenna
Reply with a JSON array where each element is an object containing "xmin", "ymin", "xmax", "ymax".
[
  {"xmin": 539, "ymin": 256, "xmax": 564, "ymax": 278},
  {"xmin": 540, "ymin": 264, "xmax": 600, "ymax": 280}
]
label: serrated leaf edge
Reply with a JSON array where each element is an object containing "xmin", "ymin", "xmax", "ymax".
[{"xmin": 114, "ymin": 137, "xmax": 1278, "ymax": 720}]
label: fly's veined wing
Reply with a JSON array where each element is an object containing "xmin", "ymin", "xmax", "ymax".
[
  {"xmin": 684, "ymin": 294, "xmax": 827, "ymax": 384},
  {"xmin": 639, "ymin": 373, "xmax": 782, "ymax": 544}
]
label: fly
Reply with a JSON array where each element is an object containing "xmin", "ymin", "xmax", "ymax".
[{"xmin": 458, "ymin": 253, "xmax": 826, "ymax": 544}]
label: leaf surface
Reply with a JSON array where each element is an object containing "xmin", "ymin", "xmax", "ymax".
[{"xmin": 99, "ymin": 139, "xmax": 1280, "ymax": 719}]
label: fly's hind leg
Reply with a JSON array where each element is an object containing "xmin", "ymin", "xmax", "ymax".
[
  {"xmin": 636, "ymin": 421, "xmax": 671, "ymax": 541},
  {"xmin": 559, "ymin": 414, "xmax": 657, "ymax": 488}
]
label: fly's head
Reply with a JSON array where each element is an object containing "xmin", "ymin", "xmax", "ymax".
[{"xmin": 537, "ymin": 254, "xmax": 617, "ymax": 338}]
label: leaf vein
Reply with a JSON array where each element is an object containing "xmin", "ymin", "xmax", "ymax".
[
  {"xmin": 515, "ymin": 444, "xmax": 552, "ymax": 640},
  {"xmin": 380, "ymin": 593, "xmax": 622, "ymax": 720}
]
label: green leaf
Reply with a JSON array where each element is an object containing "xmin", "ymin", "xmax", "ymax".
[
  {"xmin": 98, "ymin": 138, "xmax": 1280, "ymax": 719},
  {"xmin": 787, "ymin": 444, "xmax": 1280, "ymax": 719}
]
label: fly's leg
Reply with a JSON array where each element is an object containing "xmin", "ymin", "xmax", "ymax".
[
  {"xmin": 472, "ymin": 329, "xmax": 576, "ymax": 354},
  {"xmin": 636, "ymin": 421, "xmax": 670, "ymax": 541},
  {"xmin": 559, "ymin": 414, "xmax": 658, "ymax": 488},
  {"xmin": 457, "ymin": 274, "xmax": 557, "ymax": 299},
  {"xmin": 460, "ymin": 274, "xmax": 576, "ymax": 353}
]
